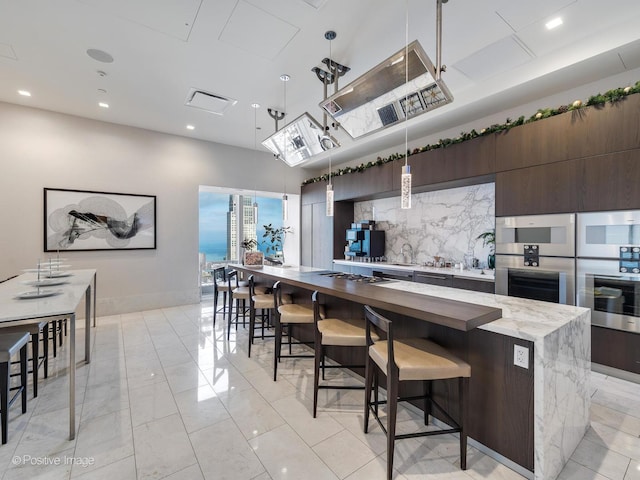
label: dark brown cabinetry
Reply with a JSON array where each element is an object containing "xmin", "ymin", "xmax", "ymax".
[
  {"xmin": 413, "ymin": 271, "xmax": 453, "ymax": 287},
  {"xmin": 577, "ymin": 149, "xmax": 640, "ymax": 212},
  {"xmin": 333, "ymin": 162, "xmax": 394, "ymax": 201},
  {"xmin": 452, "ymin": 276, "xmax": 495, "ymax": 294},
  {"xmin": 495, "ymin": 160, "xmax": 578, "ymax": 216},
  {"xmin": 591, "ymin": 326, "xmax": 640, "ymax": 374}
]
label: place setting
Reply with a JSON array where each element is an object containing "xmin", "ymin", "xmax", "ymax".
[{"xmin": 17, "ymin": 258, "xmax": 72, "ymax": 299}]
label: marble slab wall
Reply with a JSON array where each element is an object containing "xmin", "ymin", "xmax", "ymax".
[{"xmin": 354, "ymin": 183, "xmax": 495, "ymax": 266}]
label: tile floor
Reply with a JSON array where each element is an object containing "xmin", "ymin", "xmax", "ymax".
[{"xmin": 0, "ymin": 301, "xmax": 639, "ymax": 479}]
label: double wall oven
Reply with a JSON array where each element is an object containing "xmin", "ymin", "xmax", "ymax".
[
  {"xmin": 495, "ymin": 214, "xmax": 575, "ymax": 305},
  {"xmin": 577, "ymin": 211, "xmax": 640, "ymax": 333}
]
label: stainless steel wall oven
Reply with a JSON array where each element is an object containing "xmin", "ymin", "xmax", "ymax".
[
  {"xmin": 577, "ymin": 211, "xmax": 640, "ymax": 333},
  {"xmin": 495, "ymin": 214, "xmax": 576, "ymax": 305}
]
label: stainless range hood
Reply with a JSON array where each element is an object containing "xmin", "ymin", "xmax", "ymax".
[{"xmin": 319, "ymin": 40, "xmax": 453, "ymax": 139}]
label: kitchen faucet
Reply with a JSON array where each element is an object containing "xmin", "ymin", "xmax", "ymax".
[{"xmin": 400, "ymin": 243, "xmax": 415, "ymax": 264}]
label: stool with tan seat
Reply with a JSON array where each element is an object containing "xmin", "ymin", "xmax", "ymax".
[
  {"xmin": 272, "ymin": 282, "xmax": 322, "ymax": 381},
  {"xmin": 0, "ymin": 332, "xmax": 29, "ymax": 444},
  {"xmin": 212, "ymin": 266, "xmax": 230, "ymax": 326},
  {"xmin": 247, "ymin": 276, "xmax": 290, "ymax": 357},
  {"xmin": 363, "ymin": 305, "xmax": 470, "ymax": 480},
  {"xmin": 227, "ymin": 270, "xmax": 266, "ymax": 341},
  {"xmin": 311, "ymin": 291, "xmax": 378, "ymax": 418}
]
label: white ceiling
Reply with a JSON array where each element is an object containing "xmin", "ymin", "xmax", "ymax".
[{"xmin": 1, "ymin": 0, "xmax": 640, "ymax": 170}]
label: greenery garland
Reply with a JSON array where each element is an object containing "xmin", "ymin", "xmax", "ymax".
[{"xmin": 302, "ymin": 80, "xmax": 640, "ymax": 185}]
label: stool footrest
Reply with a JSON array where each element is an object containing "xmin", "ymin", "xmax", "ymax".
[{"xmin": 319, "ymin": 385, "xmax": 364, "ymax": 390}]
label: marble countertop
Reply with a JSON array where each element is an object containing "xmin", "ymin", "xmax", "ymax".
[
  {"xmin": 333, "ymin": 259, "xmax": 495, "ymax": 281},
  {"xmin": 376, "ymin": 279, "xmax": 590, "ymax": 343}
]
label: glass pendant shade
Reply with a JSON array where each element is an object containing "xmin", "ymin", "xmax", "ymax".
[
  {"xmin": 401, "ymin": 164, "xmax": 412, "ymax": 209},
  {"xmin": 326, "ymin": 185, "xmax": 334, "ymax": 217},
  {"xmin": 282, "ymin": 194, "xmax": 289, "ymax": 221},
  {"xmin": 253, "ymin": 201, "xmax": 259, "ymax": 221}
]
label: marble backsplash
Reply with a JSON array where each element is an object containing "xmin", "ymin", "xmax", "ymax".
[{"xmin": 354, "ymin": 182, "xmax": 495, "ymax": 267}]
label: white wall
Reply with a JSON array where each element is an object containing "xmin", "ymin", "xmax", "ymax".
[{"xmin": 0, "ymin": 102, "xmax": 307, "ymax": 315}]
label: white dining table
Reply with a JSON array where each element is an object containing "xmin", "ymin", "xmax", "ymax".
[{"xmin": 0, "ymin": 269, "xmax": 96, "ymax": 440}]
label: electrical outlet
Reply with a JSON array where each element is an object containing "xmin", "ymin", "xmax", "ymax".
[{"xmin": 514, "ymin": 345, "xmax": 529, "ymax": 369}]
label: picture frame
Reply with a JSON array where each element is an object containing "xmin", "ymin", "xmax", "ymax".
[{"xmin": 44, "ymin": 188, "xmax": 156, "ymax": 252}]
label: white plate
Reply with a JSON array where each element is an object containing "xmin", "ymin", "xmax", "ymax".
[
  {"xmin": 21, "ymin": 278, "xmax": 68, "ymax": 287},
  {"xmin": 43, "ymin": 271, "xmax": 73, "ymax": 278},
  {"xmin": 15, "ymin": 289, "xmax": 62, "ymax": 299}
]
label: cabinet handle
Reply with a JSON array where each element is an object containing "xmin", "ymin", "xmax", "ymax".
[{"xmin": 415, "ymin": 273, "xmax": 448, "ymax": 280}]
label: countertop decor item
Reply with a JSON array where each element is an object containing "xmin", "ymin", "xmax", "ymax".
[{"xmin": 477, "ymin": 229, "xmax": 496, "ymax": 269}]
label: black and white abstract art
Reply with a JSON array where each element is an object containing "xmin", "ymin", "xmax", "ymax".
[{"xmin": 44, "ymin": 188, "xmax": 156, "ymax": 251}]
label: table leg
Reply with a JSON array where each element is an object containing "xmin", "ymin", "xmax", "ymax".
[
  {"xmin": 92, "ymin": 272, "xmax": 97, "ymax": 328},
  {"xmin": 69, "ymin": 313, "xmax": 76, "ymax": 440},
  {"xmin": 85, "ymin": 284, "xmax": 91, "ymax": 363}
]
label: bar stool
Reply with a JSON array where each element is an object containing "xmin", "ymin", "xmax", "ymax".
[
  {"xmin": 363, "ymin": 305, "xmax": 471, "ymax": 480},
  {"xmin": 272, "ymin": 282, "xmax": 323, "ymax": 381},
  {"xmin": 212, "ymin": 266, "xmax": 229, "ymax": 326},
  {"xmin": 0, "ymin": 332, "xmax": 29, "ymax": 444},
  {"xmin": 0, "ymin": 320, "xmax": 49, "ymax": 397},
  {"xmin": 227, "ymin": 270, "xmax": 266, "ymax": 341},
  {"xmin": 247, "ymin": 276, "xmax": 291, "ymax": 357},
  {"xmin": 311, "ymin": 291, "xmax": 378, "ymax": 418}
]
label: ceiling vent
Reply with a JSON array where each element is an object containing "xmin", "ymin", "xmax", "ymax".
[{"xmin": 185, "ymin": 88, "xmax": 237, "ymax": 115}]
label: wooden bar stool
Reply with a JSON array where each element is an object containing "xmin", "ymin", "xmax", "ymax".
[
  {"xmin": 0, "ymin": 320, "xmax": 49, "ymax": 397},
  {"xmin": 247, "ymin": 276, "xmax": 290, "ymax": 357},
  {"xmin": 363, "ymin": 305, "xmax": 471, "ymax": 480},
  {"xmin": 272, "ymin": 282, "xmax": 322, "ymax": 381},
  {"xmin": 227, "ymin": 270, "xmax": 266, "ymax": 341},
  {"xmin": 0, "ymin": 332, "xmax": 29, "ymax": 444},
  {"xmin": 311, "ymin": 291, "xmax": 378, "ymax": 418}
]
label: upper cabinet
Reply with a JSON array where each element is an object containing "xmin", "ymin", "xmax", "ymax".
[{"xmin": 301, "ymin": 92, "xmax": 640, "ymax": 219}]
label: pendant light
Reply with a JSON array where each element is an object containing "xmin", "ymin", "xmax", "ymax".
[
  {"xmin": 251, "ymin": 103, "xmax": 260, "ymax": 221},
  {"xmin": 326, "ymin": 154, "xmax": 334, "ymax": 217},
  {"xmin": 400, "ymin": 0, "xmax": 412, "ymax": 210},
  {"xmin": 325, "ymin": 32, "xmax": 335, "ymax": 217},
  {"xmin": 280, "ymin": 74, "xmax": 290, "ymax": 221}
]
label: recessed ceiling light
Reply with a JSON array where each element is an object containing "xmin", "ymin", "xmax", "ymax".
[
  {"xmin": 186, "ymin": 125, "xmax": 195, "ymax": 130},
  {"xmin": 18, "ymin": 90, "xmax": 31, "ymax": 97},
  {"xmin": 98, "ymin": 102, "xmax": 109, "ymax": 108},
  {"xmin": 545, "ymin": 17, "xmax": 563, "ymax": 30}
]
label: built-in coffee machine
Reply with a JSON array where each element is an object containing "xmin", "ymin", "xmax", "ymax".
[{"xmin": 345, "ymin": 221, "xmax": 385, "ymax": 259}]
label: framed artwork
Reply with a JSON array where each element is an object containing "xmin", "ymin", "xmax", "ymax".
[{"xmin": 44, "ymin": 188, "xmax": 156, "ymax": 252}]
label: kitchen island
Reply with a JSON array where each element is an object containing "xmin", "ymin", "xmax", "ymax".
[{"xmin": 232, "ymin": 264, "xmax": 590, "ymax": 480}]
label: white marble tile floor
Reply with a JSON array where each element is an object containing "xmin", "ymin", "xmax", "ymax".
[{"xmin": 0, "ymin": 301, "xmax": 639, "ymax": 479}]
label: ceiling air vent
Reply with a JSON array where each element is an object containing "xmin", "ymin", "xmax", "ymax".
[{"xmin": 185, "ymin": 88, "xmax": 237, "ymax": 115}]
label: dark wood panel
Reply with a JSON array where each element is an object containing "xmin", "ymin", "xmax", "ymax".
[
  {"xmin": 577, "ymin": 150, "xmax": 640, "ymax": 212},
  {"xmin": 467, "ymin": 330, "xmax": 534, "ymax": 471},
  {"xmin": 413, "ymin": 271, "xmax": 452, "ymax": 287},
  {"xmin": 592, "ymin": 326, "xmax": 640, "ymax": 374},
  {"xmin": 333, "ymin": 161, "xmax": 394, "ymax": 201},
  {"xmin": 391, "ymin": 135, "xmax": 496, "ymax": 190},
  {"xmin": 495, "ymin": 111, "xmax": 574, "ymax": 171},
  {"xmin": 572, "ymin": 94, "xmax": 640, "ymax": 159},
  {"xmin": 301, "ymin": 181, "xmax": 328, "ymax": 205},
  {"xmin": 452, "ymin": 277, "xmax": 495, "ymax": 294},
  {"xmin": 495, "ymin": 160, "xmax": 578, "ymax": 216}
]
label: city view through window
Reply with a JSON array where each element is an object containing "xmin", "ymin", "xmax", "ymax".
[{"xmin": 199, "ymin": 190, "xmax": 286, "ymax": 292}]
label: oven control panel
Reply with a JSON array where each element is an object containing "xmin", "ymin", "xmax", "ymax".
[
  {"xmin": 619, "ymin": 246, "xmax": 640, "ymax": 273},
  {"xmin": 524, "ymin": 245, "xmax": 539, "ymax": 267}
]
